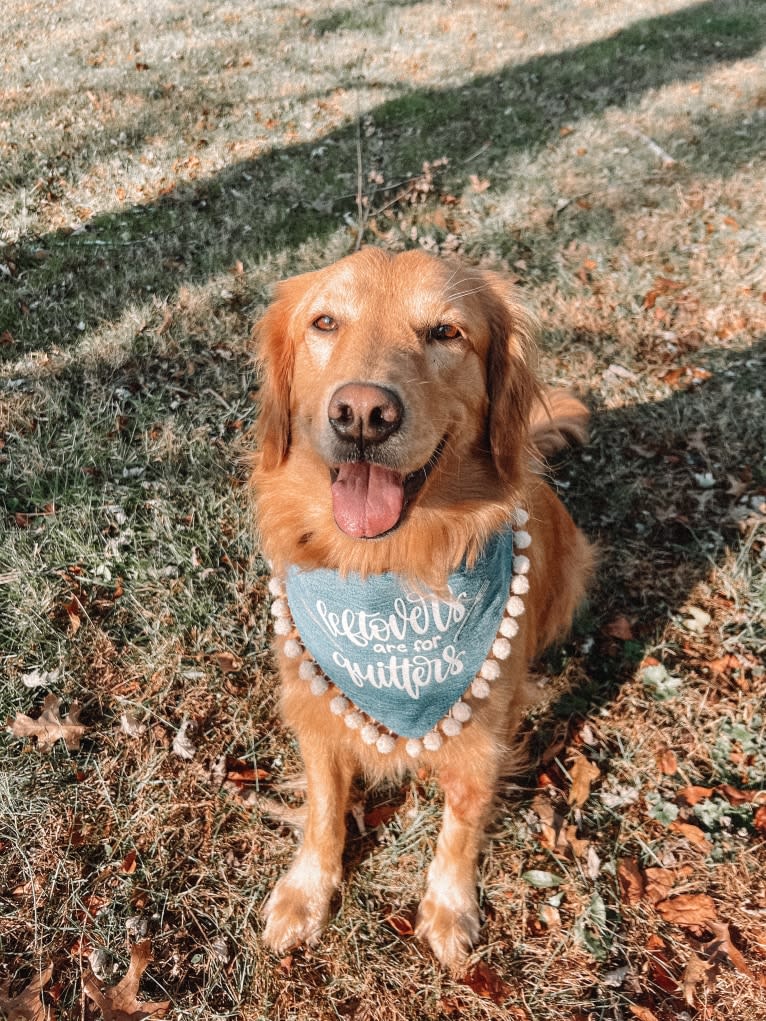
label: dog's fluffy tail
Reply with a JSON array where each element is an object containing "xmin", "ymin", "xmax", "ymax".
[{"xmin": 529, "ymin": 389, "xmax": 589, "ymax": 458}]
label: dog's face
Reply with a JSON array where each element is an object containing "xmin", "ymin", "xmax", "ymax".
[{"xmin": 256, "ymin": 248, "xmax": 538, "ymax": 540}]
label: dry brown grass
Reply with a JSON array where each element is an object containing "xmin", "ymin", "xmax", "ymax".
[{"xmin": 1, "ymin": 0, "xmax": 765, "ymax": 1018}]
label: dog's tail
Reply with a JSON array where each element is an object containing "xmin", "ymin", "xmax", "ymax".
[{"xmin": 528, "ymin": 389, "xmax": 589, "ymax": 458}]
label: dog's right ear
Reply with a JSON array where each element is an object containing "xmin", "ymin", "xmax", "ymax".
[{"xmin": 254, "ymin": 279, "xmax": 303, "ymax": 471}]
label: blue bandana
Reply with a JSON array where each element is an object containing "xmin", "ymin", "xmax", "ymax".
[{"xmin": 285, "ymin": 529, "xmax": 516, "ymax": 739}]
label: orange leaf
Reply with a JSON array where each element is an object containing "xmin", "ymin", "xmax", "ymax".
[
  {"xmin": 385, "ymin": 913, "xmax": 415, "ymax": 937},
  {"xmin": 656, "ymin": 893, "xmax": 718, "ymax": 928},
  {"xmin": 754, "ymin": 805, "xmax": 766, "ymax": 834},
  {"xmin": 669, "ymin": 821, "xmax": 713, "ymax": 852},
  {"xmin": 629, "ymin": 1006, "xmax": 660, "ymax": 1021},
  {"xmin": 657, "ymin": 748, "xmax": 678, "ymax": 775},
  {"xmin": 567, "ymin": 751, "xmax": 600, "ymax": 808},
  {"xmin": 704, "ymin": 921, "xmax": 766, "ymax": 988},
  {"xmin": 676, "ymin": 785, "xmax": 715, "ymax": 806},
  {"xmin": 461, "ymin": 962, "xmax": 512, "ymax": 1004},
  {"xmin": 617, "ymin": 857, "xmax": 645, "ymax": 905},
  {"xmin": 121, "ymin": 850, "xmax": 138, "ymax": 875},
  {"xmin": 604, "ymin": 615, "xmax": 634, "ymax": 640},
  {"xmin": 83, "ymin": 940, "xmax": 169, "ymax": 1019}
]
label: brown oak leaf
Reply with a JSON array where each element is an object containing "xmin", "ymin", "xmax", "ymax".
[
  {"xmin": 7, "ymin": 695, "xmax": 87, "ymax": 751},
  {"xmin": 704, "ymin": 921, "xmax": 766, "ymax": 988},
  {"xmin": 656, "ymin": 893, "xmax": 718, "ymax": 929},
  {"xmin": 567, "ymin": 750, "xmax": 600, "ymax": 808},
  {"xmin": 0, "ymin": 964, "xmax": 55, "ymax": 1020},
  {"xmin": 83, "ymin": 941, "xmax": 169, "ymax": 1020},
  {"xmin": 617, "ymin": 857, "xmax": 645, "ymax": 905}
]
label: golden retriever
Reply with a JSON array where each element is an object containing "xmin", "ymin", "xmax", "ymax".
[{"xmin": 251, "ymin": 247, "xmax": 592, "ymax": 970}]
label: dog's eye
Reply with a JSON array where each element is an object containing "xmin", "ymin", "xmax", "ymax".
[
  {"xmin": 429, "ymin": 323, "xmax": 463, "ymax": 342},
  {"xmin": 312, "ymin": 315, "xmax": 338, "ymax": 332}
]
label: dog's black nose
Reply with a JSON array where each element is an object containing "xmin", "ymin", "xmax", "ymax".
[{"xmin": 328, "ymin": 383, "xmax": 403, "ymax": 445}]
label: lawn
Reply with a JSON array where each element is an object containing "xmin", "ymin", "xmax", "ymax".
[{"xmin": 1, "ymin": 0, "xmax": 765, "ymax": 1018}]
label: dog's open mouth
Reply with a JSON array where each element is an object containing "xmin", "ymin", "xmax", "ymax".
[{"xmin": 330, "ymin": 437, "xmax": 447, "ymax": 539}]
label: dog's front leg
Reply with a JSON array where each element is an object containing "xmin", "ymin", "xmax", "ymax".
[
  {"xmin": 262, "ymin": 738, "xmax": 353, "ymax": 953},
  {"xmin": 416, "ymin": 764, "xmax": 497, "ymax": 971}
]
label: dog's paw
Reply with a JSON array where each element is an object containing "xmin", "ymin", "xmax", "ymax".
[
  {"xmin": 415, "ymin": 884, "xmax": 481, "ymax": 972},
  {"xmin": 262, "ymin": 860, "xmax": 337, "ymax": 954}
]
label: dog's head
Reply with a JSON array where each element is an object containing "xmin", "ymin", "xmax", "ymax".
[{"xmin": 255, "ymin": 248, "xmax": 540, "ymax": 540}]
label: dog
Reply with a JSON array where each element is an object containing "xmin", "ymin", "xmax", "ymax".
[{"xmin": 251, "ymin": 247, "xmax": 592, "ymax": 971}]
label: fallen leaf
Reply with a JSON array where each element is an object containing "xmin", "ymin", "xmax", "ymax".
[
  {"xmin": 604, "ymin": 615, "xmax": 634, "ymax": 640},
  {"xmin": 676, "ymin": 785, "xmax": 715, "ymax": 807},
  {"xmin": 385, "ymin": 913, "xmax": 415, "ymax": 937},
  {"xmin": 617, "ymin": 857, "xmax": 645, "ymax": 905},
  {"xmin": 628, "ymin": 1007, "xmax": 660, "ymax": 1021},
  {"xmin": 669, "ymin": 821, "xmax": 713, "ymax": 853},
  {"xmin": 567, "ymin": 750, "xmax": 600, "ymax": 808},
  {"xmin": 681, "ymin": 951, "xmax": 714, "ymax": 1006},
  {"xmin": 7, "ymin": 695, "xmax": 87, "ymax": 751},
  {"xmin": 172, "ymin": 716, "xmax": 196, "ymax": 760},
  {"xmin": 21, "ymin": 668, "xmax": 60, "ymax": 689},
  {"xmin": 156, "ymin": 310, "xmax": 173, "ymax": 336},
  {"xmin": 521, "ymin": 870, "xmax": 564, "ymax": 888},
  {"xmin": 657, "ymin": 748, "xmax": 678, "ymax": 775},
  {"xmin": 644, "ymin": 866, "xmax": 692, "ymax": 905},
  {"xmin": 461, "ymin": 961, "xmax": 512, "ymax": 1004},
  {"xmin": 469, "ymin": 174, "xmax": 490, "ymax": 193},
  {"xmin": 210, "ymin": 651, "xmax": 242, "ymax": 673},
  {"xmin": 754, "ymin": 805, "xmax": 766, "ymax": 834},
  {"xmin": 704, "ymin": 921, "xmax": 766, "ymax": 988},
  {"xmin": 0, "ymin": 964, "xmax": 55, "ymax": 1020},
  {"xmin": 364, "ymin": 803, "xmax": 398, "ymax": 829},
  {"xmin": 656, "ymin": 893, "xmax": 718, "ymax": 928},
  {"xmin": 83, "ymin": 940, "xmax": 169, "ymax": 1020}
]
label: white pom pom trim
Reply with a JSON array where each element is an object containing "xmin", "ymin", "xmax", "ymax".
[
  {"xmin": 330, "ymin": 695, "xmax": 350, "ymax": 715},
  {"xmin": 480, "ymin": 659, "xmax": 501, "ymax": 681},
  {"xmin": 405, "ymin": 739, "xmax": 423, "ymax": 758},
  {"xmin": 442, "ymin": 717, "xmax": 462, "ymax": 737},
  {"xmin": 273, "ymin": 617, "xmax": 292, "ymax": 636},
  {"xmin": 268, "ymin": 577, "xmax": 284, "ymax": 597},
  {"xmin": 452, "ymin": 701, "xmax": 472, "ymax": 723},
  {"xmin": 344, "ymin": 711, "xmax": 364, "ymax": 729},
  {"xmin": 514, "ymin": 554, "xmax": 531, "ymax": 575},
  {"xmin": 283, "ymin": 638, "xmax": 302, "ymax": 658},
  {"xmin": 511, "ymin": 574, "xmax": 530, "ymax": 595},
  {"xmin": 513, "ymin": 529, "xmax": 532, "ymax": 549},
  {"xmin": 376, "ymin": 734, "xmax": 396, "ymax": 754},
  {"xmin": 512, "ymin": 507, "xmax": 529, "ymax": 528},
  {"xmin": 361, "ymin": 724, "xmax": 380, "ymax": 745},
  {"xmin": 500, "ymin": 616, "xmax": 519, "ymax": 639},
  {"xmin": 506, "ymin": 595, "xmax": 525, "ymax": 617},
  {"xmin": 270, "ymin": 598, "xmax": 289, "ymax": 618},
  {"xmin": 299, "ymin": 660, "xmax": 317, "ymax": 681},
  {"xmin": 310, "ymin": 676, "xmax": 329, "ymax": 696},
  {"xmin": 423, "ymin": 730, "xmax": 443, "ymax": 752},
  {"xmin": 471, "ymin": 677, "xmax": 491, "ymax": 698},
  {"xmin": 492, "ymin": 637, "xmax": 512, "ymax": 660}
]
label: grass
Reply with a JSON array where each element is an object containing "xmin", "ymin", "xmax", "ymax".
[{"xmin": 1, "ymin": 0, "xmax": 765, "ymax": 1018}]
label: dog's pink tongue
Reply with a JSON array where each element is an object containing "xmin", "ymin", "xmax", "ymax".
[{"xmin": 332, "ymin": 463, "xmax": 404, "ymax": 538}]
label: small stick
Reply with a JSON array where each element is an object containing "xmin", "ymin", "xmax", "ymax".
[{"xmin": 625, "ymin": 127, "xmax": 677, "ymax": 167}]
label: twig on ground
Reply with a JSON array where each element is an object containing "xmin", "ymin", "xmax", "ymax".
[{"xmin": 625, "ymin": 127, "xmax": 678, "ymax": 167}]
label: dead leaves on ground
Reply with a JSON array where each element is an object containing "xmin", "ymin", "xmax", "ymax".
[
  {"xmin": 7, "ymin": 694, "xmax": 87, "ymax": 751},
  {"xmin": 0, "ymin": 964, "xmax": 54, "ymax": 1021},
  {"xmin": 83, "ymin": 941, "xmax": 169, "ymax": 1020}
]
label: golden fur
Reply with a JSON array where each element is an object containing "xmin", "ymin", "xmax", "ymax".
[{"xmin": 251, "ymin": 247, "xmax": 592, "ymax": 970}]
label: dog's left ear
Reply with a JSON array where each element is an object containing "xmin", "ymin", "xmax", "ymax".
[
  {"xmin": 483, "ymin": 273, "xmax": 543, "ymax": 491},
  {"xmin": 254, "ymin": 273, "xmax": 315, "ymax": 471}
]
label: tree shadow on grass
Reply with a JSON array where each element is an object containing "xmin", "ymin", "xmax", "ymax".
[
  {"xmin": 535, "ymin": 335, "xmax": 765, "ymax": 735},
  {"xmin": 2, "ymin": 0, "xmax": 765, "ymax": 355}
]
